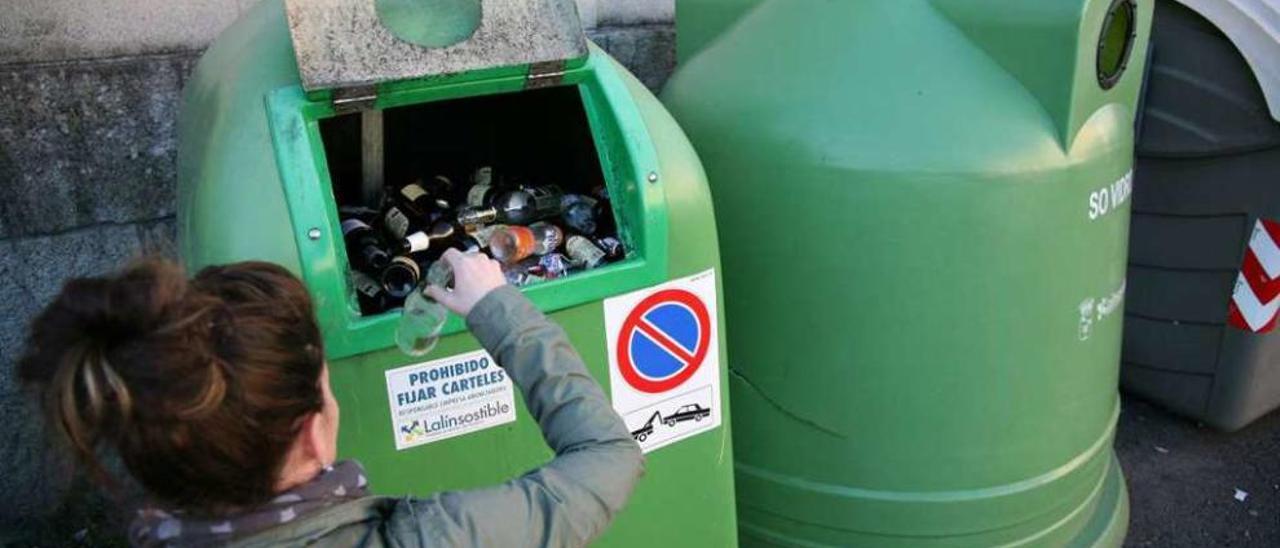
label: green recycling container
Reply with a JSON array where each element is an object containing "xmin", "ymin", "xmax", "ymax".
[
  {"xmin": 663, "ymin": 0, "xmax": 1151, "ymax": 546},
  {"xmin": 176, "ymin": 1, "xmax": 737, "ymax": 546},
  {"xmin": 672, "ymin": 0, "xmax": 764, "ymax": 65}
]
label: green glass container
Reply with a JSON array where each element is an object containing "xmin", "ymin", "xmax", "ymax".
[{"xmin": 664, "ymin": 0, "xmax": 1152, "ymax": 545}]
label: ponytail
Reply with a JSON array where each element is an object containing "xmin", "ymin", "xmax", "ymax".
[
  {"xmin": 17, "ymin": 258, "xmax": 325, "ymax": 513},
  {"xmin": 49, "ymin": 342, "xmax": 134, "ymax": 482}
]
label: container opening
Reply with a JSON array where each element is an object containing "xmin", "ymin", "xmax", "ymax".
[
  {"xmin": 1097, "ymin": 0, "xmax": 1136, "ymax": 90},
  {"xmin": 318, "ymin": 85, "xmax": 629, "ymax": 317}
]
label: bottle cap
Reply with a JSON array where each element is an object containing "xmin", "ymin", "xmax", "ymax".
[{"xmin": 405, "ymin": 231, "xmax": 431, "ymax": 253}]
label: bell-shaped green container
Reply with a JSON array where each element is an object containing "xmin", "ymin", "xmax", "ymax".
[
  {"xmin": 176, "ymin": 1, "xmax": 740, "ymax": 546},
  {"xmin": 663, "ymin": 0, "xmax": 1152, "ymax": 545}
]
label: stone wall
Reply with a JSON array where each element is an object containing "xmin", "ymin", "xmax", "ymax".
[
  {"xmin": 0, "ymin": 0, "xmax": 674, "ymax": 540},
  {"xmin": 0, "ymin": 0, "xmax": 674, "ymax": 65}
]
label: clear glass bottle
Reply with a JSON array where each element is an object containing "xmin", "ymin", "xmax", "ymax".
[
  {"xmin": 393, "ymin": 254, "xmax": 464, "ymax": 357},
  {"xmin": 457, "ymin": 185, "xmax": 565, "ymax": 227},
  {"xmin": 425, "ymin": 258, "xmax": 454, "ymax": 289},
  {"xmin": 395, "ymin": 283, "xmax": 448, "ymax": 357}
]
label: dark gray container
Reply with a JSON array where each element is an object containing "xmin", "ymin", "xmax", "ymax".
[{"xmin": 1123, "ymin": 0, "xmax": 1280, "ymax": 431}]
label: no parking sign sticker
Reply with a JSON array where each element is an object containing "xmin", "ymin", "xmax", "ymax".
[{"xmin": 604, "ymin": 269, "xmax": 722, "ymax": 453}]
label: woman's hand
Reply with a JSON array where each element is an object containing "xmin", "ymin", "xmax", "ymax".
[{"xmin": 425, "ymin": 249, "xmax": 507, "ymax": 317}]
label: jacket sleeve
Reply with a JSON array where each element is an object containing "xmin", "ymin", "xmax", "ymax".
[{"xmin": 386, "ymin": 285, "xmax": 645, "ymax": 548}]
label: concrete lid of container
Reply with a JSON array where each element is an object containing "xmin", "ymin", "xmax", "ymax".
[{"xmin": 285, "ymin": 0, "xmax": 587, "ymax": 92}]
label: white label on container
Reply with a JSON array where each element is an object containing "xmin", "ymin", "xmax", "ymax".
[
  {"xmin": 603, "ymin": 269, "xmax": 722, "ymax": 453},
  {"xmin": 1077, "ymin": 279, "xmax": 1126, "ymax": 341},
  {"xmin": 384, "ymin": 349, "xmax": 516, "ymax": 451},
  {"xmin": 1087, "ymin": 170, "xmax": 1133, "ymax": 221}
]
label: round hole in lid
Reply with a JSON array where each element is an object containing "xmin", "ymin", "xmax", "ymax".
[
  {"xmin": 377, "ymin": 0, "xmax": 481, "ymax": 49},
  {"xmin": 1097, "ymin": 0, "xmax": 1137, "ymax": 90}
]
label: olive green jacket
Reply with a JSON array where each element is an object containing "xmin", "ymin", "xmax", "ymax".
[{"xmin": 231, "ymin": 286, "xmax": 644, "ymax": 547}]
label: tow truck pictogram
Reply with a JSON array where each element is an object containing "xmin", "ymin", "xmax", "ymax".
[
  {"xmin": 631, "ymin": 411, "xmax": 660, "ymax": 442},
  {"xmin": 629, "ymin": 403, "xmax": 713, "ymax": 442}
]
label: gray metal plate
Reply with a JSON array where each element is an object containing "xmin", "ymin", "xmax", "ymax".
[{"xmin": 285, "ymin": 0, "xmax": 587, "ymax": 91}]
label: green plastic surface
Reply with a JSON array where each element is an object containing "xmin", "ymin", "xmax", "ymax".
[
  {"xmin": 663, "ymin": 0, "xmax": 1152, "ymax": 546},
  {"xmin": 177, "ymin": 1, "xmax": 736, "ymax": 546},
  {"xmin": 674, "ymin": 0, "xmax": 763, "ymax": 64}
]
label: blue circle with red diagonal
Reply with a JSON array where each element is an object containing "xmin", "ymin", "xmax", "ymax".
[{"xmin": 616, "ymin": 289, "xmax": 712, "ymax": 393}]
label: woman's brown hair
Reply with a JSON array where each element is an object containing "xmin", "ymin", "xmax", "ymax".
[{"xmin": 17, "ymin": 259, "xmax": 326, "ymax": 514}]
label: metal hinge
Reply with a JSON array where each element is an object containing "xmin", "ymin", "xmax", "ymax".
[
  {"xmin": 526, "ymin": 60, "xmax": 567, "ymax": 89},
  {"xmin": 332, "ymin": 85, "xmax": 378, "ymax": 114}
]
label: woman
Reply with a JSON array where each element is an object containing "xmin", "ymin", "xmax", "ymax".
[{"xmin": 17, "ymin": 249, "xmax": 643, "ymax": 547}]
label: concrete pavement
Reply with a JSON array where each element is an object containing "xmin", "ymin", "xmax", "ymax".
[{"xmin": 1118, "ymin": 393, "xmax": 1280, "ymax": 547}]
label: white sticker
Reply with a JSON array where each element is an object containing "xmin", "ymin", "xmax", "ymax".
[
  {"xmin": 604, "ymin": 269, "xmax": 722, "ymax": 453},
  {"xmin": 384, "ymin": 349, "xmax": 516, "ymax": 451}
]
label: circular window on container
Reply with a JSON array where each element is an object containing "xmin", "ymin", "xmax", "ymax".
[{"xmin": 1097, "ymin": 0, "xmax": 1137, "ymax": 90}]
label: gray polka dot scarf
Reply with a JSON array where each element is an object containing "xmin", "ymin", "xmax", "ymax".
[{"xmin": 129, "ymin": 460, "xmax": 371, "ymax": 547}]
